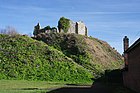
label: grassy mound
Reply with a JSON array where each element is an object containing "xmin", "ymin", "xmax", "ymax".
[
  {"xmin": 0, "ymin": 34, "xmax": 92, "ymax": 83},
  {"xmin": 34, "ymin": 33, "xmax": 123, "ymax": 78}
]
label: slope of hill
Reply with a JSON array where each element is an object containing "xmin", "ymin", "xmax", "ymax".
[
  {"xmin": 34, "ymin": 33, "xmax": 123, "ymax": 78},
  {"xmin": 0, "ymin": 33, "xmax": 123, "ymax": 83},
  {"xmin": 0, "ymin": 34, "xmax": 93, "ymax": 83}
]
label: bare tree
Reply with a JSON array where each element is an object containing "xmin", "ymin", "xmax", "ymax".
[{"xmin": 0, "ymin": 26, "xmax": 19, "ymax": 35}]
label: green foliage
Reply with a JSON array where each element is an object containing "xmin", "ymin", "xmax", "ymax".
[
  {"xmin": 51, "ymin": 27, "xmax": 57, "ymax": 30},
  {"xmin": 0, "ymin": 34, "xmax": 92, "ymax": 83},
  {"xmin": 58, "ymin": 17, "xmax": 70, "ymax": 33},
  {"xmin": 44, "ymin": 25, "xmax": 51, "ymax": 30},
  {"xmin": 35, "ymin": 33, "xmax": 101, "ymax": 78},
  {"xmin": 0, "ymin": 32, "xmax": 123, "ymax": 83},
  {"xmin": 35, "ymin": 33, "xmax": 123, "ymax": 79}
]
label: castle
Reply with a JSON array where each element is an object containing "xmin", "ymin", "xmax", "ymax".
[
  {"xmin": 33, "ymin": 18, "xmax": 88, "ymax": 36},
  {"xmin": 59, "ymin": 20, "xmax": 88, "ymax": 36},
  {"xmin": 69, "ymin": 20, "xmax": 88, "ymax": 36},
  {"xmin": 33, "ymin": 23, "xmax": 57, "ymax": 36}
]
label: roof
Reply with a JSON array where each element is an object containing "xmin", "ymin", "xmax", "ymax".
[{"xmin": 125, "ymin": 38, "xmax": 140, "ymax": 53}]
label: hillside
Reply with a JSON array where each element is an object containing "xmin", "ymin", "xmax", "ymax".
[
  {"xmin": 0, "ymin": 34, "xmax": 92, "ymax": 83},
  {"xmin": 34, "ymin": 33, "xmax": 123, "ymax": 77},
  {"xmin": 0, "ymin": 33, "xmax": 123, "ymax": 83}
]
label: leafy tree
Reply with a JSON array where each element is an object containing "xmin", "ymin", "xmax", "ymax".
[
  {"xmin": 44, "ymin": 25, "xmax": 51, "ymax": 30},
  {"xmin": 58, "ymin": 17, "xmax": 70, "ymax": 33},
  {"xmin": 51, "ymin": 27, "xmax": 57, "ymax": 30}
]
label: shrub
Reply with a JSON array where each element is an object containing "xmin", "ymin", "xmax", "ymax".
[{"xmin": 58, "ymin": 17, "xmax": 70, "ymax": 33}]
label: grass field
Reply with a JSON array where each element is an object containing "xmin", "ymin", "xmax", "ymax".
[
  {"xmin": 0, "ymin": 80, "xmax": 92, "ymax": 93},
  {"xmin": 0, "ymin": 80, "xmax": 67, "ymax": 93},
  {"xmin": 0, "ymin": 80, "xmax": 136, "ymax": 93}
]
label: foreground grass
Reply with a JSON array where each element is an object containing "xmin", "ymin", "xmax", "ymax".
[
  {"xmin": 0, "ymin": 88, "xmax": 46, "ymax": 92},
  {"xmin": 0, "ymin": 80, "xmax": 136, "ymax": 93},
  {"xmin": 0, "ymin": 80, "xmax": 92, "ymax": 93},
  {"xmin": 0, "ymin": 80, "xmax": 65, "ymax": 93}
]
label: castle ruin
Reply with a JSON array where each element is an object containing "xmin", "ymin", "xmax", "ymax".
[
  {"xmin": 33, "ymin": 18, "xmax": 88, "ymax": 36},
  {"xmin": 67, "ymin": 20, "xmax": 88, "ymax": 36}
]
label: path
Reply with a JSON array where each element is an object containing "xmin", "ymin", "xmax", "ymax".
[{"xmin": 47, "ymin": 82, "xmax": 113, "ymax": 93}]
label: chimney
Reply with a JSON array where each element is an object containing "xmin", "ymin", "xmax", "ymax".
[
  {"xmin": 123, "ymin": 36, "xmax": 129, "ymax": 71},
  {"xmin": 123, "ymin": 36, "xmax": 129, "ymax": 52}
]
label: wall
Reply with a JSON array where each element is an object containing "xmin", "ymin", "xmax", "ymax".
[
  {"xmin": 123, "ymin": 44, "xmax": 140, "ymax": 93},
  {"xmin": 77, "ymin": 21, "xmax": 86, "ymax": 35},
  {"xmin": 67, "ymin": 21, "xmax": 87, "ymax": 35},
  {"xmin": 68, "ymin": 21, "xmax": 76, "ymax": 34}
]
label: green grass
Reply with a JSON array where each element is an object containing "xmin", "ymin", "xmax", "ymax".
[
  {"xmin": 0, "ymin": 80, "xmax": 136, "ymax": 93},
  {"xmin": 0, "ymin": 80, "xmax": 65, "ymax": 93},
  {"xmin": 0, "ymin": 80, "xmax": 93, "ymax": 93},
  {"xmin": 0, "ymin": 90, "xmax": 47, "ymax": 93}
]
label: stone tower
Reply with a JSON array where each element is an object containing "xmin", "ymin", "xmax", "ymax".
[
  {"xmin": 33, "ymin": 23, "xmax": 41, "ymax": 36},
  {"xmin": 123, "ymin": 36, "xmax": 129, "ymax": 70}
]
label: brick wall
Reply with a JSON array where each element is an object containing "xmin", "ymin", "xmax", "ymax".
[{"xmin": 123, "ymin": 44, "xmax": 140, "ymax": 93}]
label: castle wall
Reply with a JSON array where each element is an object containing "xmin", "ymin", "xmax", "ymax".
[
  {"xmin": 59, "ymin": 20, "xmax": 87, "ymax": 36},
  {"xmin": 68, "ymin": 21, "xmax": 76, "ymax": 34},
  {"xmin": 76, "ymin": 21, "xmax": 86, "ymax": 35}
]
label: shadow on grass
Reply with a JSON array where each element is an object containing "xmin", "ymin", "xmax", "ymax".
[
  {"xmin": 47, "ymin": 81, "xmax": 114, "ymax": 93},
  {"xmin": 47, "ymin": 69, "xmax": 136, "ymax": 93}
]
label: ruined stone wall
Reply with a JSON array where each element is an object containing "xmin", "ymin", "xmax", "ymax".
[
  {"xmin": 68, "ymin": 21, "xmax": 76, "ymax": 34},
  {"xmin": 76, "ymin": 21, "xmax": 86, "ymax": 35},
  {"xmin": 67, "ymin": 21, "xmax": 87, "ymax": 36}
]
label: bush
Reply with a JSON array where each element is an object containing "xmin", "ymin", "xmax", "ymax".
[{"xmin": 58, "ymin": 17, "xmax": 70, "ymax": 33}]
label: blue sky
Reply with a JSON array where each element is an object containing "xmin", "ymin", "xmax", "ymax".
[{"xmin": 0, "ymin": 0, "xmax": 140, "ymax": 54}]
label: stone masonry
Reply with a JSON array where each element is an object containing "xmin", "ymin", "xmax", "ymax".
[
  {"xmin": 34, "ymin": 19, "xmax": 88, "ymax": 36},
  {"xmin": 67, "ymin": 20, "xmax": 88, "ymax": 36}
]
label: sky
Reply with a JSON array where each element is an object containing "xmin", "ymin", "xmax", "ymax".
[{"xmin": 0, "ymin": 0, "xmax": 140, "ymax": 54}]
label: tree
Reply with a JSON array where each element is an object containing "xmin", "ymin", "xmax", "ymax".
[
  {"xmin": 58, "ymin": 17, "xmax": 70, "ymax": 33},
  {"xmin": 44, "ymin": 25, "xmax": 51, "ymax": 30},
  {"xmin": 0, "ymin": 26, "xmax": 18, "ymax": 35}
]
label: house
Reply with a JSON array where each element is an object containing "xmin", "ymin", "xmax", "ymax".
[{"xmin": 123, "ymin": 36, "xmax": 140, "ymax": 93}]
